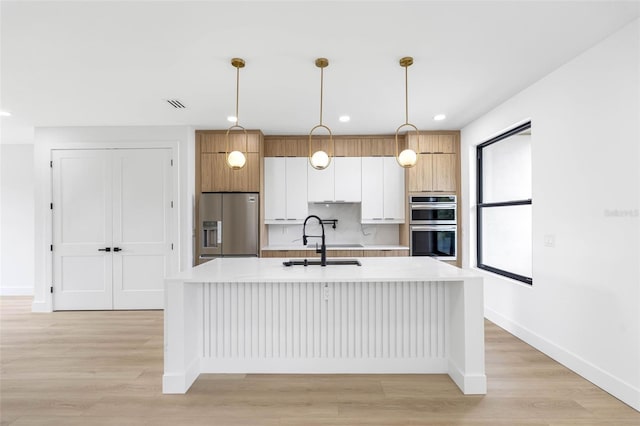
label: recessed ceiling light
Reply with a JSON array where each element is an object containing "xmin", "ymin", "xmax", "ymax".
[
  {"xmin": 0, "ymin": 111, "xmax": 11, "ymax": 117},
  {"xmin": 227, "ymin": 116, "xmax": 237, "ymax": 122},
  {"xmin": 433, "ymin": 114, "xmax": 446, "ymax": 121},
  {"xmin": 339, "ymin": 115, "xmax": 350, "ymax": 123}
]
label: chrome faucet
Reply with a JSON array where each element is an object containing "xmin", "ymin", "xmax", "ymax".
[{"xmin": 302, "ymin": 215, "xmax": 327, "ymax": 266}]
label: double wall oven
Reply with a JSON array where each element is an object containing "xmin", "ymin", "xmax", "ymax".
[{"xmin": 410, "ymin": 195, "xmax": 457, "ymax": 260}]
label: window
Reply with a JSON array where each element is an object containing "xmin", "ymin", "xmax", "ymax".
[{"xmin": 477, "ymin": 122, "xmax": 532, "ymax": 284}]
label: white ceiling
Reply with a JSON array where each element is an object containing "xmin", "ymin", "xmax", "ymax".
[{"xmin": 1, "ymin": 0, "xmax": 639, "ymax": 142}]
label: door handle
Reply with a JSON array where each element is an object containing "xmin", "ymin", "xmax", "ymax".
[
  {"xmin": 113, "ymin": 247, "xmax": 122, "ymax": 252},
  {"xmin": 98, "ymin": 247, "xmax": 111, "ymax": 252}
]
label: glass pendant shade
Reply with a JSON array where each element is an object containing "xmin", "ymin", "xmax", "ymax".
[
  {"xmin": 227, "ymin": 150, "xmax": 246, "ymax": 169},
  {"xmin": 398, "ymin": 148, "xmax": 418, "ymax": 167},
  {"xmin": 310, "ymin": 150, "xmax": 330, "ymax": 169}
]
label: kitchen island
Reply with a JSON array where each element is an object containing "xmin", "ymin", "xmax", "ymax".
[{"xmin": 163, "ymin": 257, "xmax": 485, "ymax": 395}]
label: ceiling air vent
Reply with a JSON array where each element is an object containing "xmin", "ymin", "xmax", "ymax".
[{"xmin": 166, "ymin": 99, "xmax": 186, "ymax": 109}]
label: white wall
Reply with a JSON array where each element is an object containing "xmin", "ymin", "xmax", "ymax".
[
  {"xmin": 0, "ymin": 144, "xmax": 35, "ymax": 295},
  {"xmin": 32, "ymin": 126, "xmax": 195, "ymax": 312},
  {"xmin": 461, "ymin": 19, "xmax": 640, "ymax": 410}
]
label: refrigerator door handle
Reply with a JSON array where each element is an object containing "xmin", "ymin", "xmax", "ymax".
[{"xmin": 217, "ymin": 221, "xmax": 222, "ymax": 244}]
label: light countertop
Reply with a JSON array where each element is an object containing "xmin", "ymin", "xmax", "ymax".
[
  {"xmin": 261, "ymin": 244, "xmax": 409, "ymax": 251},
  {"xmin": 167, "ymin": 256, "xmax": 479, "ymax": 284}
]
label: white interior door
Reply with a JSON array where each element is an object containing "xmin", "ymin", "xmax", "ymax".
[
  {"xmin": 52, "ymin": 150, "xmax": 114, "ymax": 310},
  {"xmin": 52, "ymin": 148, "xmax": 172, "ymax": 310},
  {"xmin": 112, "ymin": 148, "xmax": 172, "ymax": 309}
]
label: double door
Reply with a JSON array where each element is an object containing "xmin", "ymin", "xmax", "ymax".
[{"xmin": 52, "ymin": 149, "xmax": 173, "ymax": 310}]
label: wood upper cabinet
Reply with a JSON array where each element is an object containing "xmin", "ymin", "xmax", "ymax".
[
  {"xmin": 200, "ymin": 131, "xmax": 261, "ymax": 153},
  {"xmin": 197, "ymin": 130, "xmax": 262, "ymax": 192},
  {"xmin": 201, "ymin": 152, "xmax": 260, "ymax": 192},
  {"xmin": 360, "ymin": 136, "xmax": 402, "ymax": 157},
  {"xmin": 407, "ymin": 132, "xmax": 459, "ymax": 193},
  {"xmin": 408, "ymin": 133, "xmax": 457, "ymax": 154},
  {"xmin": 264, "ymin": 137, "xmax": 307, "ymax": 157},
  {"xmin": 334, "ymin": 138, "xmax": 361, "ymax": 157}
]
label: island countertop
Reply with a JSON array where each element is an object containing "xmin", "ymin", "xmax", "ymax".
[
  {"xmin": 164, "ymin": 256, "xmax": 486, "ymax": 396},
  {"xmin": 167, "ymin": 256, "xmax": 478, "ymax": 284}
]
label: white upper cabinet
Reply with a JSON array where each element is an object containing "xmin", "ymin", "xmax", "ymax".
[
  {"xmin": 361, "ymin": 157, "xmax": 405, "ymax": 223},
  {"xmin": 307, "ymin": 160, "xmax": 335, "ymax": 202},
  {"xmin": 382, "ymin": 156, "xmax": 405, "ymax": 220},
  {"xmin": 264, "ymin": 157, "xmax": 308, "ymax": 223},
  {"xmin": 307, "ymin": 157, "xmax": 361, "ymax": 203},
  {"xmin": 285, "ymin": 157, "xmax": 308, "ymax": 220},
  {"xmin": 264, "ymin": 157, "xmax": 286, "ymax": 221},
  {"xmin": 334, "ymin": 157, "xmax": 362, "ymax": 202}
]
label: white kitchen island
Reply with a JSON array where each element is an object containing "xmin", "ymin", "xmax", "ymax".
[{"xmin": 163, "ymin": 257, "xmax": 486, "ymax": 395}]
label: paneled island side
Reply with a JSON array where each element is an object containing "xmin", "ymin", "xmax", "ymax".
[{"xmin": 163, "ymin": 257, "xmax": 485, "ymax": 394}]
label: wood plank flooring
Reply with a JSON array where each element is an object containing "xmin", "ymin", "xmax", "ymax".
[{"xmin": 1, "ymin": 296, "xmax": 638, "ymax": 425}]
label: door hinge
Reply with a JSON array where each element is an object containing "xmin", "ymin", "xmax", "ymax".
[
  {"xmin": 50, "ymin": 160, "xmax": 53, "ymax": 168},
  {"xmin": 170, "ymin": 201, "xmax": 174, "ymax": 208},
  {"xmin": 50, "ymin": 244, "xmax": 53, "ymax": 252},
  {"xmin": 171, "ymin": 243, "xmax": 174, "ymax": 250},
  {"xmin": 50, "ymin": 203, "xmax": 53, "ymax": 210},
  {"xmin": 50, "ymin": 286, "xmax": 54, "ymax": 294},
  {"xmin": 170, "ymin": 159, "xmax": 174, "ymax": 166}
]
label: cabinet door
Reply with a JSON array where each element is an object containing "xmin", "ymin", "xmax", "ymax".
[
  {"xmin": 361, "ymin": 157, "xmax": 384, "ymax": 221},
  {"xmin": 201, "ymin": 132, "xmax": 260, "ymax": 153},
  {"xmin": 383, "ymin": 157, "xmax": 405, "ymax": 220},
  {"xmin": 407, "ymin": 153, "xmax": 433, "ymax": 192},
  {"xmin": 432, "ymin": 154, "xmax": 456, "ymax": 192},
  {"xmin": 264, "ymin": 157, "xmax": 286, "ymax": 221},
  {"xmin": 203, "ymin": 152, "xmax": 259, "ymax": 192},
  {"xmin": 435, "ymin": 135, "xmax": 456, "ymax": 153},
  {"xmin": 285, "ymin": 157, "xmax": 308, "ymax": 220},
  {"xmin": 307, "ymin": 160, "xmax": 335, "ymax": 202},
  {"xmin": 334, "ymin": 157, "xmax": 361, "ymax": 202},
  {"xmin": 201, "ymin": 153, "xmax": 229, "ymax": 192}
]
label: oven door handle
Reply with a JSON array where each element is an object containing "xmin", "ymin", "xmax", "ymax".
[
  {"xmin": 411, "ymin": 225, "xmax": 457, "ymax": 231},
  {"xmin": 410, "ymin": 204, "xmax": 457, "ymax": 210}
]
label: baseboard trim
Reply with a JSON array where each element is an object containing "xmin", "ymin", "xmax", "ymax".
[
  {"xmin": 485, "ymin": 307, "xmax": 640, "ymax": 412},
  {"xmin": 31, "ymin": 300, "xmax": 52, "ymax": 313},
  {"xmin": 162, "ymin": 358, "xmax": 200, "ymax": 394},
  {"xmin": 0, "ymin": 287, "xmax": 34, "ymax": 296},
  {"xmin": 448, "ymin": 359, "xmax": 487, "ymax": 395}
]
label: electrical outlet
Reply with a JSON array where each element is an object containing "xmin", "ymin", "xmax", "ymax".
[
  {"xmin": 323, "ymin": 286, "xmax": 330, "ymax": 301},
  {"xmin": 544, "ymin": 234, "xmax": 555, "ymax": 247}
]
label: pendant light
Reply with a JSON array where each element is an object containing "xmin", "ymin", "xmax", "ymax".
[
  {"xmin": 395, "ymin": 56, "xmax": 418, "ymax": 168},
  {"xmin": 225, "ymin": 58, "xmax": 248, "ymax": 170},
  {"xmin": 308, "ymin": 58, "xmax": 334, "ymax": 170}
]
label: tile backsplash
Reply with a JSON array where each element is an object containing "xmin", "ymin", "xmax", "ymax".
[{"xmin": 267, "ymin": 203, "xmax": 399, "ymax": 246}]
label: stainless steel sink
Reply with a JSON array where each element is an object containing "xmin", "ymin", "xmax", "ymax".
[
  {"xmin": 325, "ymin": 244, "xmax": 364, "ymax": 248},
  {"xmin": 283, "ymin": 259, "xmax": 361, "ymax": 267}
]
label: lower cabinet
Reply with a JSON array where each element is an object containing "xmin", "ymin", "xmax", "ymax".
[{"xmin": 362, "ymin": 249, "xmax": 409, "ymax": 257}]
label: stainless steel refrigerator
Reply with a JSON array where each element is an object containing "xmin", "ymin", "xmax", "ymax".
[{"xmin": 197, "ymin": 193, "xmax": 259, "ymax": 264}]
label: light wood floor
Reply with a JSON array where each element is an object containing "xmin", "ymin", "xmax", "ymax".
[{"xmin": 1, "ymin": 297, "xmax": 638, "ymax": 425}]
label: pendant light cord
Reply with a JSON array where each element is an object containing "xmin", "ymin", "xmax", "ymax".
[
  {"xmin": 404, "ymin": 64, "xmax": 409, "ymax": 124},
  {"xmin": 319, "ymin": 65, "xmax": 324, "ymax": 126},
  {"xmin": 235, "ymin": 65, "xmax": 240, "ymax": 126}
]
